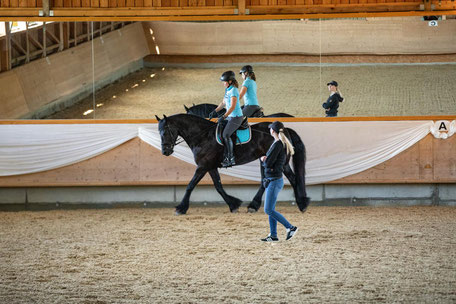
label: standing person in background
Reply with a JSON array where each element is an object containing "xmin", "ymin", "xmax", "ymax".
[
  {"xmin": 239, "ymin": 65, "xmax": 262, "ymax": 117},
  {"xmin": 260, "ymin": 121, "xmax": 298, "ymax": 242},
  {"xmin": 322, "ymin": 80, "xmax": 344, "ymax": 117}
]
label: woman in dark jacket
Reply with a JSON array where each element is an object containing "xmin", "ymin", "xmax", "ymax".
[
  {"xmin": 260, "ymin": 121, "xmax": 298, "ymax": 242},
  {"xmin": 322, "ymin": 80, "xmax": 344, "ymax": 117}
]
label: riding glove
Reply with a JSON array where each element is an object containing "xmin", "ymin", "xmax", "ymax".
[
  {"xmin": 208, "ymin": 110, "xmax": 217, "ymax": 119},
  {"xmin": 217, "ymin": 115, "xmax": 226, "ymax": 124}
]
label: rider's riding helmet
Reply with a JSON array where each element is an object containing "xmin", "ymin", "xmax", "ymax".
[
  {"xmin": 239, "ymin": 65, "xmax": 253, "ymax": 74},
  {"xmin": 220, "ymin": 71, "xmax": 236, "ymax": 82}
]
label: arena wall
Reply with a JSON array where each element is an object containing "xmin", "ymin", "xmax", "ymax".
[
  {"xmin": 0, "ymin": 121, "xmax": 455, "ymax": 206},
  {"xmin": 0, "ymin": 22, "xmax": 149, "ymax": 119},
  {"xmin": 0, "ymin": 132, "xmax": 455, "ymax": 187},
  {"xmin": 144, "ymin": 18, "xmax": 456, "ymax": 56}
]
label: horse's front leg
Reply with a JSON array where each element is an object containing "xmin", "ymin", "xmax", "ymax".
[
  {"xmin": 208, "ymin": 169, "xmax": 242, "ymax": 213},
  {"xmin": 176, "ymin": 167, "xmax": 207, "ymax": 215},
  {"xmin": 247, "ymin": 160, "xmax": 266, "ymax": 213}
]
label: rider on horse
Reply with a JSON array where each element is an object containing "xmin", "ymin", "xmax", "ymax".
[
  {"xmin": 239, "ymin": 65, "xmax": 263, "ymax": 118},
  {"xmin": 210, "ymin": 71, "xmax": 244, "ymax": 168}
]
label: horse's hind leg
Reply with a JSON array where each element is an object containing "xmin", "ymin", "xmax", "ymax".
[
  {"xmin": 208, "ymin": 169, "xmax": 242, "ymax": 213},
  {"xmin": 176, "ymin": 167, "xmax": 207, "ymax": 215},
  {"xmin": 247, "ymin": 160, "xmax": 266, "ymax": 213}
]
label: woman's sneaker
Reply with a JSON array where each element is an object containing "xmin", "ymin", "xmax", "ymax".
[
  {"xmin": 261, "ymin": 235, "xmax": 279, "ymax": 242},
  {"xmin": 286, "ymin": 226, "xmax": 298, "ymax": 240}
]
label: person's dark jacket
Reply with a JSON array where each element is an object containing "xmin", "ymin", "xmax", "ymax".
[
  {"xmin": 322, "ymin": 92, "xmax": 344, "ymax": 117},
  {"xmin": 263, "ymin": 141, "xmax": 287, "ymax": 179}
]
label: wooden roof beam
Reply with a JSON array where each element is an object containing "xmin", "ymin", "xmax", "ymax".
[{"xmin": 0, "ymin": 4, "xmax": 456, "ymax": 20}]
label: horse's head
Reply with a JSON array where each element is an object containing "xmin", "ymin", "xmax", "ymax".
[
  {"xmin": 184, "ymin": 103, "xmax": 203, "ymax": 117},
  {"xmin": 156, "ymin": 115, "xmax": 179, "ymax": 156}
]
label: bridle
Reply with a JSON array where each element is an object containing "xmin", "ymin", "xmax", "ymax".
[{"xmin": 162, "ymin": 124, "xmax": 184, "ymax": 151}]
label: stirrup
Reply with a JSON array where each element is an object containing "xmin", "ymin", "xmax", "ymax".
[{"xmin": 221, "ymin": 157, "xmax": 235, "ymax": 168}]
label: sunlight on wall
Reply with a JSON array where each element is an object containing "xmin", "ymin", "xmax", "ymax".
[{"xmin": 149, "ymin": 27, "xmax": 161, "ymax": 55}]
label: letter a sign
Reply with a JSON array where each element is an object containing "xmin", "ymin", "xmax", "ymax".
[{"xmin": 431, "ymin": 120, "xmax": 456, "ymax": 139}]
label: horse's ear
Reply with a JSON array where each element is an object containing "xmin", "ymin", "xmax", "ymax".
[
  {"xmin": 184, "ymin": 105, "xmax": 189, "ymax": 111},
  {"xmin": 155, "ymin": 115, "xmax": 161, "ymax": 121},
  {"xmin": 163, "ymin": 114, "xmax": 167, "ymax": 119}
]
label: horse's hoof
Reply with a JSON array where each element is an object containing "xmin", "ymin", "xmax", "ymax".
[
  {"xmin": 175, "ymin": 210, "xmax": 185, "ymax": 216},
  {"xmin": 247, "ymin": 207, "xmax": 258, "ymax": 213},
  {"xmin": 300, "ymin": 207, "xmax": 308, "ymax": 213},
  {"xmin": 231, "ymin": 208, "xmax": 239, "ymax": 214}
]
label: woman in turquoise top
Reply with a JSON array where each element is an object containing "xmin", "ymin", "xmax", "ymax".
[
  {"xmin": 239, "ymin": 65, "xmax": 262, "ymax": 117},
  {"xmin": 211, "ymin": 71, "xmax": 244, "ymax": 168}
]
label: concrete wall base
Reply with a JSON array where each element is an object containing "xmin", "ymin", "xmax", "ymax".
[{"xmin": 1, "ymin": 184, "xmax": 455, "ymax": 209}]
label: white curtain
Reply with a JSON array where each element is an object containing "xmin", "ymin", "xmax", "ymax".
[
  {"xmin": 0, "ymin": 124, "xmax": 138, "ymax": 176},
  {"xmin": 0, "ymin": 120, "xmax": 454, "ymax": 184}
]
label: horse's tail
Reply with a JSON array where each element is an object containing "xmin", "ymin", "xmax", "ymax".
[{"xmin": 287, "ymin": 128, "xmax": 310, "ymax": 212}]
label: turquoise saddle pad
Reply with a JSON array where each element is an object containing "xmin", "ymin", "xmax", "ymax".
[{"xmin": 216, "ymin": 125, "xmax": 252, "ymax": 145}]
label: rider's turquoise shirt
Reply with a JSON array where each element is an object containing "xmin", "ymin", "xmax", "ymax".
[
  {"xmin": 224, "ymin": 85, "xmax": 243, "ymax": 117},
  {"xmin": 242, "ymin": 77, "xmax": 259, "ymax": 106}
]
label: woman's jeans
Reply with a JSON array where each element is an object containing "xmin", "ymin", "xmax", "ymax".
[{"xmin": 264, "ymin": 177, "xmax": 292, "ymax": 237}]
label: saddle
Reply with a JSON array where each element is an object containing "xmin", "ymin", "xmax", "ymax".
[
  {"xmin": 251, "ymin": 107, "xmax": 265, "ymax": 118},
  {"xmin": 216, "ymin": 117, "xmax": 251, "ymax": 146}
]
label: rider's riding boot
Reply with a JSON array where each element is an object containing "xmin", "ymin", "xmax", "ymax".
[{"xmin": 221, "ymin": 137, "xmax": 235, "ymax": 168}]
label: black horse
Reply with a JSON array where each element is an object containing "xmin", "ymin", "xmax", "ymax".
[
  {"xmin": 184, "ymin": 103, "xmax": 294, "ymax": 118},
  {"xmin": 156, "ymin": 113, "xmax": 310, "ymax": 215}
]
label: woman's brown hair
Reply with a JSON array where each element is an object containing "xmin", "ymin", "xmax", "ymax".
[
  {"xmin": 248, "ymin": 72, "xmax": 256, "ymax": 81},
  {"xmin": 229, "ymin": 79, "xmax": 239, "ymax": 88}
]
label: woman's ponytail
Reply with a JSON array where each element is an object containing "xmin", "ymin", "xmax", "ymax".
[
  {"xmin": 278, "ymin": 130, "xmax": 294, "ymax": 156},
  {"xmin": 250, "ymin": 72, "xmax": 256, "ymax": 81}
]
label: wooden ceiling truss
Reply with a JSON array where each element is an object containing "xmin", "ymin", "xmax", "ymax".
[{"xmin": 0, "ymin": 21, "xmax": 131, "ymax": 71}]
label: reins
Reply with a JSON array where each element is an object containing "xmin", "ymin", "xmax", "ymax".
[{"xmin": 165, "ymin": 116, "xmax": 273, "ymax": 149}]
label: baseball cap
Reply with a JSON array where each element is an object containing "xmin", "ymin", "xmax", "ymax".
[{"xmin": 268, "ymin": 121, "xmax": 284, "ymax": 133}]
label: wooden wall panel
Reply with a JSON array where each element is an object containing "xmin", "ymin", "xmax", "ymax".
[
  {"xmin": 339, "ymin": 139, "xmax": 423, "ymax": 183},
  {"xmin": 144, "ymin": 19, "xmax": 456, "ymax": 55},
  {"xmin": 433, "ymin": 135, "xmax": 456, "ymax": 181},
  {"xmin": 14, "ymin": 60, "xmax": 61, "ymax": 114},
  {"xmin": 0, "ymin": 71, "xmax": 29, "ymax": 118},
  {"xmin": 0, "ymin": 133, "xmax": 455, "ymax": 187},
  {"xmin": 103, "ymin": 22, "xmax": 150, "ymax": 70},
  {"xmin": 1, "ymin": 0, "xmax": 11, "ymax": 7}
]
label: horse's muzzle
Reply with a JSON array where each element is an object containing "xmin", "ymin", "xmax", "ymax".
[{"xmin": 162, "ymin": 146, "xmax": 174, "ymax": 156}]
